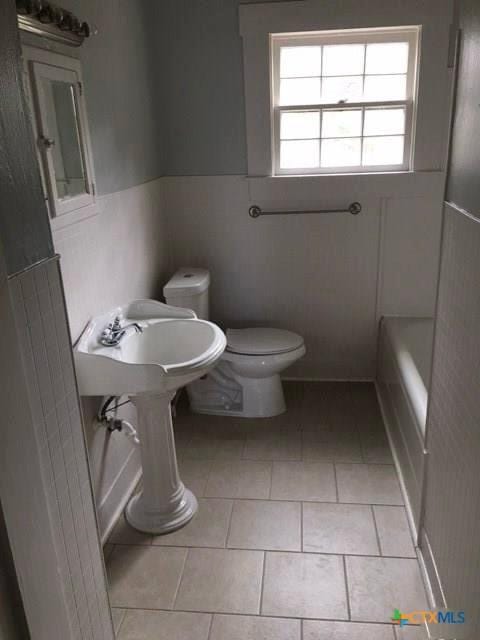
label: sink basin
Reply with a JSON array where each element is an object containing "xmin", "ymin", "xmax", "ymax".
[
  {"xmin": 74, "ymin": 299, "xmax": 226, "ymax": 396},
  {"xmin": 73, "ymin": 299, "xmax": 226, "ymax": 535}
]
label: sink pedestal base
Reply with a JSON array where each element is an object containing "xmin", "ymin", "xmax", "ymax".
[{"xmin": 125, "ymin": 392, "xmax": 198, "ymax": 534}]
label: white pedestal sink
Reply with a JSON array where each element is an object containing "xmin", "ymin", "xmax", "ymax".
[{"xmin": 74, "ymin": 300, "xmax": 226, "ymax": 534}]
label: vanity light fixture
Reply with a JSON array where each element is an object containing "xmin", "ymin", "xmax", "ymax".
[{"xmin": 16, "ymin": 0, "xmax": 93, "ymax": 47}]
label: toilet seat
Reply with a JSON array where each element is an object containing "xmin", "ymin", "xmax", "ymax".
[{"xmin": 226, "ymin": 328, "xmax": 304, "ymax": 356}]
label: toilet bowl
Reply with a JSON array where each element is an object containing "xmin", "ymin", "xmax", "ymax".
[{"xmin": 163, "ymin": 268, "xmax": 306, "ymax": 417}]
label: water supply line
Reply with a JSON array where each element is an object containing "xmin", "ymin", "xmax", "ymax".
[{"xmin": 97, "ymin": 395, "xmax": 140, "ymax": 445}]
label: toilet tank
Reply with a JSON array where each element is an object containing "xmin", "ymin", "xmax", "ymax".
[{"xmin": 163, "ymin": 268, "xmax": 210, "ymax": 320}]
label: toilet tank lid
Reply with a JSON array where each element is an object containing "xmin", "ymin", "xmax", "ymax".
[{"xmin": 163, "ymin": 268, "xmax": 210, "ymax": 298}]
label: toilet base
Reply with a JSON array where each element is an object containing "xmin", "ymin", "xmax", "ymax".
[{"xmin": 188, "ymin": 371, "xmax": 286, "ymax": 418}]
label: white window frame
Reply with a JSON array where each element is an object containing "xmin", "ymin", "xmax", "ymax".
[
  {"xmin": 22, "ymin": 46, "xmax": 98, "ymax": 229},
  {"xmin": 271, "ymin": 27, "xmax": 420, "ymax": 176}
]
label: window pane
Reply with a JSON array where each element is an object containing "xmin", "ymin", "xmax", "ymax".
[
  {"xmin": 364, "ymin": 75, "xmax": 407, "ymax": 101},
  {"xmin": 321, "ymin": 76, "xmax": 363, "ymax": 103},
  {"xmin": 280, "ymin": 78, "xmax": 321, "ymax": 106},
  {"xmin": 364, "ymin": 108, "xmax": 406, "ymax": 136},
  {"xmin": 321, "ymin": 138, "xmax": 361, "ymax": 167},
  {"xmin": 363, "ymin": 136, "xmax": 405, "ymax": 165},
  {"xmin": 323, "ymin": 44, "xmax": 365, "ymax": 76},
  {"xmin": 322, "ymin": 110, "xmax": 362, "ymax": 138},
  {"xmin": 280, "ymin": 140, "xmax": 319, "ymax": 168},
  {"xmin": 280, "ymin": 46, "xmax": 322, "ymax": 78},
  {"xmin": 365, "ymin": 42, "xmax": 409, "ymax": 75},
  {"xmin": 280, "ymin": 111, "xmax": 320, "ymax": 140}
]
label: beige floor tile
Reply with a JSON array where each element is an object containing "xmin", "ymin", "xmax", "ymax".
[
  {"xmin": 181, "ymin": 436, "xmax": 245, "ymax": 460},
  {"xmin": 336, "ymin": 464, "xmax": 403, "ymax": 505},
  {"xmin": 302, "ymin": 431, "xmax": 363, "ymax": 462},
  {"xmin": 108, "ymin": 514, "xmax": 152, "ymax": 546},
  {"xmin": 346, "ymin": 556, "xmax": 428, "ymax": 623},
  {"xmin": 270, "ymin": 461, "xmax": 336, "ymax": 502},
  {"xmin": 394, "ymin": 626, "xmax": 428, "ymax": 639},
  {"xmin": 361, "ymin": 431, "xmax": 394, "ymax": 464},
  {"xmin": 304, "ymin": 620, "xmax": 395, "ymax": 639},
  {"xmin": 174, "ymin": 413, "xmax": 244, "ymax": 438},
  {"xmin": 178, "ymin": 458, "xmax": 213, "ymax": 497},
  {"xmin": 374, "ymin": 506, "xmax": 416, "ymax": 558},
  {"xmin": 152, "ymin": 498, "xmax": 233, "ymax": 548},
  {"xmin": 117, "ymin": 609, "xmax": 211, "ymax": 640},
  {"xmin": 107, "ymin": 545, "xmax": 187, "ymax": 609},
  {"xmin": 301, "ymin": 382, "xmax": 357, "ymax": 430},
  {"xmin": 261, "ymin": 552, "xmax": 348, "ymax": 619},
  {"xmin": 210, "ymin": 614, "xmax": 300, "ymax": 640},
  {"xmin": 243, "ymin": 432, "xmax": 302, "ymax": 460},
  {"xmin": 205, "ymin": 460, "xmax": 271, "ymax": 499},
  {"xmin": 227, "ymin": 500, "xmax": 301, "ymax": 551},
  {"xmin": 303, "ymin": 503, "xmax": 379, "ymax": 555},
  {"xmin": 175, "ymin": 548, "xmax": 264, "ymax": 614},
  {"xmin": 350, "ymin": 383, "xmax": 385, "ymax": 430},
  {"xmin": 111, "ymin": 608, "xmax": 126, "ymax": 636},
  {"xmin": 103, "ymin": 543, "xmax": 115, "ymax": 562}
]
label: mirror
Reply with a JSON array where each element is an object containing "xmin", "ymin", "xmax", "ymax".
[
  {"xmin": 41, "ymin": 78, "xmax": 88, "ymax": 200},
  {"xmin": 23, "ymin": 47, "xmax": 96, "ymax": 224}
]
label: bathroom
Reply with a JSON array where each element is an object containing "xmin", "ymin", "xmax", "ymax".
[{"xmin": 0, "ymin": 0, "xmax": 479, "ymax": 639}]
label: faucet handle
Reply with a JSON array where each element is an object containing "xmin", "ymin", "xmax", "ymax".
[{"xmin": 112, "ymin": 316, "xmax": 122, "ymax": 332}]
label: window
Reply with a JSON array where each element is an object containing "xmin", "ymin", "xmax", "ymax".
[{"xmin": 271, "ymin": 28, "xmax": 419, "ymax": 175}]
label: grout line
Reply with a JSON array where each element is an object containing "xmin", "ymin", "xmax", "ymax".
[
  {"xmin": 110, "ymin": 605, "xmax": 406, "ymax": 626},
  {"xmin": 106, "ymin": 541, "xmax": 417, "ymax": 559},
  {"xmin": 206, "ymin": 612, "xmax": 215, "ymax": 640},
  {"xmin": 342, "ymin": 555, "xmax": 352, "ymax": 621},
  {"xmin": 113, "ymin": 608, "xmax": 127, "ymax": 637},
  {"xmin": 371, "ymin": 504, "xmax": 384, "ymax": 556},
  {"xmin": 268, "ymin": 461, "xmax": 273, "ymax": 499},
  {"xmin": 300, "ymin": 501, "xmax": 304, "ymax": 552},
  {"xmin": 171, "ymin": 547, "xmax": 189, "ymax": 611},
  {"xmin": 258, "ymin": 551, "xmax": 267, "ymax": 616},
  {"xmin": 224, "ymin": 500, "xmax": 235, "ymax": 549},
  {"xmin": 333, "ymin": 464, "xmax": 339, "ymax": 502}
]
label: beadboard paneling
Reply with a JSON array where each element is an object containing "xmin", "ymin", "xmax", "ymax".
[
  {"xmin": 8, "ymin": 258, "xmax": 114, "ymax": 640},
  {"xmin": 422, "ymin": 203, "xmax": 480, "ymax": 626}
]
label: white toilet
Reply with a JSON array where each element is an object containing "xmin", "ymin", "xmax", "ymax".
[{"xmin": 163, "ymin": 268, "xmax": 306, "ymax": 417}]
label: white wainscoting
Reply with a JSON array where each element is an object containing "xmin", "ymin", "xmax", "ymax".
[
  {"xmin": 52, "ymin": 177, "xmax": 170, "ymax": 540},
  {"xmin": 6, "ymin": 257, "xmax": 114, "ymax": 640},
  {"xmin": 163, "ymin": 172, "xmax": 445, "ymax": 380}
]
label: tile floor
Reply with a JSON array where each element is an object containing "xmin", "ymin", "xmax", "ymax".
[{"xmin": 105, "ymin": 382, "xmax": 428, "ymax": 639}]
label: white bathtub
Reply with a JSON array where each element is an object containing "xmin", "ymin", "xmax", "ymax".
[{"xmin": 377, "ymin": 316, "xmax": 434, "ymax": 531}]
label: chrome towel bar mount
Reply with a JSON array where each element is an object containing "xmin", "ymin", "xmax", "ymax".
[{"xmin": 248, "ymin": 201, "xmax": 362, "ymax": 218}]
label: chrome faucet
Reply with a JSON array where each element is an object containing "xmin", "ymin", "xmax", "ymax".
[{"xmin": 99, "ymin": 316, "xmax": 143, "ymax": 347}]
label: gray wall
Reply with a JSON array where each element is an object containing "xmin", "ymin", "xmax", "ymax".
[
  {"xmin": 422, "ymin": 0, "xmax": 480, "ymax": 626},
  {"xmin": 151, "ymin": 0, "xmax": 246, "ymax": 175},
  {"xmin": 35, "ymin": 1, "xmax": 171, "ymax": 537},
  {"xmin": 152, "ymin": 0, "xmax": 287, "ymax": 176},
  {"xmin": 0, "ymin": 0, "xmax": 53, "ymax": 275},
  {"xmin": 60, "ymin": 0, "xmax": 164, "ymax": 194}
]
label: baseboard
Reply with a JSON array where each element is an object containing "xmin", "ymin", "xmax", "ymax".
[
  {"xmin": 418, "ymin": 527, "xmax": 447, "ymax": 609},
  {"xmin": 98, "ymin": 448, "xmax": 142, "ymax": 544},
  {"xmin": 375, "ymin": 381, "xmax": 446, "ymax": 612},
  {"xmin": 282, "ymin": 376, "xmax": 375, "ymax": 382},
  {"xmin": 374, "ymin": 380, "xmax": 419, "ymax": 541}
]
